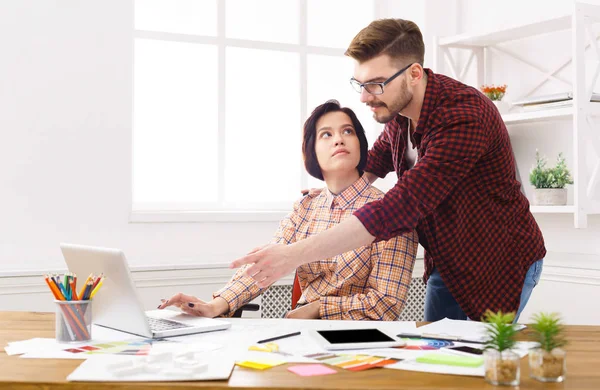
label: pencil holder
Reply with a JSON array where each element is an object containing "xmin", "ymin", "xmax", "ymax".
[{"xmin": 55, "ymin": 300, "xmax": 92, "ymax": 343}]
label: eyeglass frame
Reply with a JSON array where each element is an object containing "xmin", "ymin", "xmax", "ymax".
[{"xmin": 349, "ymin": 63, "xmax": 414, "ymax": 96}]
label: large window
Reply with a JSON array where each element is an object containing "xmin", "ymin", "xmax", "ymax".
[{"xmin": 132, "ymin": 0, "xmax": 380, "ymax": 220}]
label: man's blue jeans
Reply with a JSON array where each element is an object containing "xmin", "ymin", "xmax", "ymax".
[{"xmin": 423, "ymin": 259, "xmax": 544, "ymax": 322}]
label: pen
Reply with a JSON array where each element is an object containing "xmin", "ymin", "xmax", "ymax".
[
  {"xmin": 396, "ymin": 332, "xmax": 485, "ymax": 344},
  {"xmin": 257, "ymin": 331, "xmax": 301, "ymax": 344}
]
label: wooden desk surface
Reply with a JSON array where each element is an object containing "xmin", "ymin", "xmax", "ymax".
[{"xmin": 1, "ymin": 311, "xmax": 599, "ymax": 390}]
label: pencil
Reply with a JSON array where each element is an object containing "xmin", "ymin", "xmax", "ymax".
[
  {"xmin": 78, "ymin": 273, "xmax": 93, "ymax": 300},
  {"xmin": 91, "ymin": 273, "xmax": 103, "ymax": 290},
  {"xmin": 82, "ymin": 282, "xmax": 92, "ymax": 300},
  {"xmin": 49, "ymin": 276, "xmax": 66, "ymax": 301},
  {"xmin": 44, "ymin": 275, "xmax": 61, "ymax": 300},
  {"xmin": 69, "ymin": 277, "xmax": 79, "ymax": 301},
  {"xmin": 89, "ymin": 277, "xmax": 104, "ymax": 299}
]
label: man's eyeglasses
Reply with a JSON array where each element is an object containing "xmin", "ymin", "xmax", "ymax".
[{"xmin": 350, "ymin": 63, "xmax": 413, "ymax": 95}]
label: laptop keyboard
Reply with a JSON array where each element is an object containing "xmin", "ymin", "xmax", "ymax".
[{"xmin": 146, "ymin": 316, "xmax": 191, "ymax": 332}]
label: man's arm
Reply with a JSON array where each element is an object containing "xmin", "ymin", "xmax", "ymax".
[
  {"xmin": 355, "ymin": 108, "xmax": 487, "ymax": 241},
  {"xmin": 234, "ymin": 215, "xmax": 375, "ymax": 288}
]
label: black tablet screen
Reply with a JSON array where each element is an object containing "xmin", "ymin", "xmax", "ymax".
[{"xmin": 317, "ymin": 329, "xmax": 395, "ymax": 344}]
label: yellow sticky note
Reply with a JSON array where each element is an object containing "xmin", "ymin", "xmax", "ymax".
[
  {"xmin": 248, "ymin": 342, "xmax": 279, "ymax": 353},
  {"xmin": 237, "ymin": 358, "xmax": 285, "ymax": 370}
]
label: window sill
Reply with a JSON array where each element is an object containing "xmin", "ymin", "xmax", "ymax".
[{"xmin": 129, "ymin": 210, "xmax": 289, "ymax": 223}]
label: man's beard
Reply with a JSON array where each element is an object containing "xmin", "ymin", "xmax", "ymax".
[{"xmin": 369, "ymin": 81, "xmax": 413, "ymax": 123}]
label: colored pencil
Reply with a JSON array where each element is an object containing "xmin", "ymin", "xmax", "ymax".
[
  {"xmin": 78, "ymin": 273, "xmax": 93, "ymax": 299},
  {"xmin": 89, "ymin": 277, "xmax": 104, "ymax": 299},
  {"xmin": 69, "ymin": 277, "xmax": 79, "ymax": 301}
]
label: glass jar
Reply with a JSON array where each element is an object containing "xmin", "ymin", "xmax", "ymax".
[
  {"xmin": 529, "ymin": 348, "xmax": 566, "ymax": 382},
  {"xmin": 484, "ymin": 349, "xmax": 520, "ymax": 386}
]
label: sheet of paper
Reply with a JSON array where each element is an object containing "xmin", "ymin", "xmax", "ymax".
[
  {"xmin": 18, "ymin": 325, "xmax": 147, "ymax": 359},
  {"xmin": 5, "ymin": 338, "xmax": 57, "ymax": 356},
  {"xmin": 165, "ymin": 318, "xmax": 418, "ymax": 362},
  {"xmin": 13, "ymin": 318, "xmax": 417, "ymax": 363},
  {"xmin": 417, "ymin": 318, "xmax": 526, "ymax": 343},
  {"xmin": 67, "ymin": 355, "xmax": 235, "ymax": 382}
]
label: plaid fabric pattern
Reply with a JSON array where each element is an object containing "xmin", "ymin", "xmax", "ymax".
[
  {"xmin": 354, "ymin": 69, "xmax": 546, "ymax": 320},
  {"xmin": 214, "ymin": 176, "xmax": 418, "ymax": 320}
]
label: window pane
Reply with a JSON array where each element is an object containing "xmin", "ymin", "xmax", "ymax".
[
  {"xmin": 133, "ymin": 39, "xmax": 218, "ymax": 208},
  {"xmin": 134, "ymin": 0, "xmax": 217, "ymax": 36},
  {"xmin": 307, "ymin": 0, "xmax": 374, "ymax": 48},
  {"xmin": 226, "ymin": 0, "xmax": 299, "ymax": 44},
  {"xmin": 225, "ymin": 48, "xmax": 301, "ymax": 205}
]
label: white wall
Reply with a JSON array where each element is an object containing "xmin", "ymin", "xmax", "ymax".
[
  {"xmin": 0, "ymin": 1, "xmax": 277, "ymax": 274},
  {"xmin": 1, "ymin": 0, "xmax": 599, "ymax": 324}
]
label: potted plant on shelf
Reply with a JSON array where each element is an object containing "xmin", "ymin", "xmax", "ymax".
[
  {"xmin": 481, "ymin": 84, "xmax": 509, "ymax": 114},
  {"xmin": 483, "ymin": 310, "xmax": 520, "ymax": 386},
  {"xmin": 529, "ymin": 150, "xmax": 573, "ymax": 206},
  {"xmin": 528, "ymin": 312, "xmax": 567, "ymax": 382}
]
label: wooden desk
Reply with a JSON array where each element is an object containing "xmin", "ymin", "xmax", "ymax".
[{"xmin": 1, "ymin": 311, "xmax": 599, "ymax": 389}]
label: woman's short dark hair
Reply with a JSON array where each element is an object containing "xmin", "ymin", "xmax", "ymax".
[{"xmin": 302, "ymin": 100, "xmax": 368, "ymax": 181}]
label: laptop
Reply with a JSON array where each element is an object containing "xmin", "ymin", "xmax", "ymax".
[{"xmin": 60, "ymin": 243, "xmax": 231, "ymax": 338}]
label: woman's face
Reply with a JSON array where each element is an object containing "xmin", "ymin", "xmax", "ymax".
[{"xmin": 314, "ymin": 111, "xmax": 361, "ymax": 178}]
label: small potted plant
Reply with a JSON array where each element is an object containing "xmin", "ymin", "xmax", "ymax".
[
  {"xmin": 481, "ymin": 84, "xmax": 509, "ymax": 114},
  {"xmin": 529, "ymin": 150, "xmax": 573, "ymax": 205},
  {"xmin": 483, "ymin": 310, "xmax": 520, "ymax": 386},
  {"xmin": 529, "ymin": 312, "xmax": 567, "ymax": 382}
]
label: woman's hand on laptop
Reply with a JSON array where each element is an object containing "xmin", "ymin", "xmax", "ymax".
[{"xmin": 157, "ymin": 293, "xmax": 228, "ymax": 318}]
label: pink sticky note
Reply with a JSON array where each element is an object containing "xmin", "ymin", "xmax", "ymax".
[{"xmin": 287, "ymin": 364, "xmax": 337, "ymax": 377}]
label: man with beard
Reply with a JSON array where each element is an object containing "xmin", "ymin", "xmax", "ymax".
[{"xmin": 231, "ymin": 19, "xmax": 546, "ymax": 323}]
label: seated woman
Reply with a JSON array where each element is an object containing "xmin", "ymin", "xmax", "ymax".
[{"xmin": 158, "ymin": 100, "xmax": 418, "ymax": 320}]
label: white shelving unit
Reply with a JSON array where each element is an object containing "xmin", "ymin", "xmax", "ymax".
[
  {"xmin": 530, "ymin": 205, "xmax": 576, "ymax": 214},
  {"xmin": 434, "ymin": 1, "xmax": 600, "ymax": 228}
]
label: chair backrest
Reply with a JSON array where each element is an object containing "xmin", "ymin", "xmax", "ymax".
[
  {"xmin": 260, "ymin": 275, "xmax": 426, "ymax": 320},
  {"xmin": 291, "ymin": 273, "xmax": 301, "ymax": 309},
  {"xmin": 260, "ymin": 284, "xmax": 293, "ymax": 318},
  {"xmin": 397, "ymin": 277, "xmax": 427, "ymax": 321}
]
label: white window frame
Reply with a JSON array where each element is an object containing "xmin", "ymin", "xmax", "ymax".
[{"xmin": 130, "ymin": 0, "xmax": 382, "ymax": 223}]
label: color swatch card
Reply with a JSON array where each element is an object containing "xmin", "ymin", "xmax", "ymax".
[
  {"xmin": 63, "ymin": 339, "xmax": 155, "ymax": 356},
  {"xmin": 304, "ymin": 352, "xmax": 400, "ymax": 371},
  {"xmin": 397, "ymin": 337, "xmax": 454, "ymax": 351}
]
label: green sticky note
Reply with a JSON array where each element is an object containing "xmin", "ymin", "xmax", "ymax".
[{"xmin": 416, "ymin": 353, "xmax": 484, "ymax": 368}]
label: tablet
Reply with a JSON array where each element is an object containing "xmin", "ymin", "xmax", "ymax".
[{"xmin": 308, "ymin": 328, "xmax": 405, "ymax": 350}]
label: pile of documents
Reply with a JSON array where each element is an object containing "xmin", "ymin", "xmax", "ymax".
[{"xmin": 4, "ymin": 317, "xmax": 539, "ymax": 380}]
